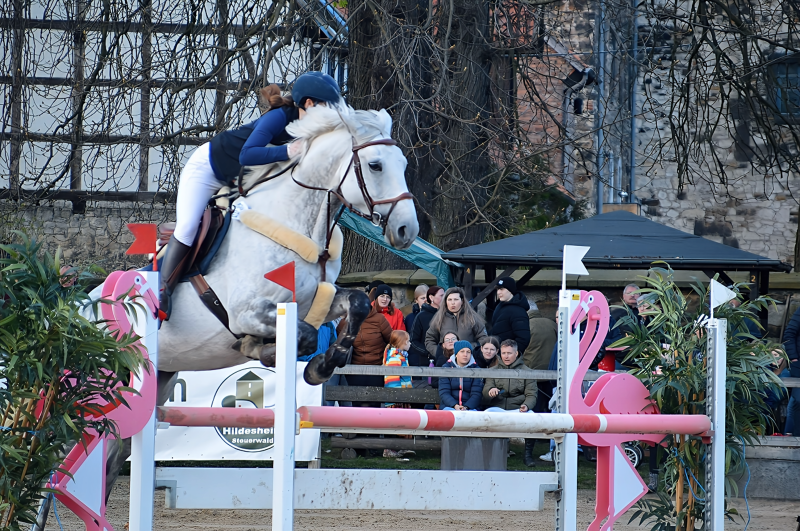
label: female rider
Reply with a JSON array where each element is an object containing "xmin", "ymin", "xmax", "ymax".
[{"xmin": 159, "ymin": 72, "xmax": 342, "ymax": 319}]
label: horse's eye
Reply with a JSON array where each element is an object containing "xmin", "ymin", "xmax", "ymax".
[{"xmin": 368, "ymin": 162, "xmax": 382, "ymax": 172}]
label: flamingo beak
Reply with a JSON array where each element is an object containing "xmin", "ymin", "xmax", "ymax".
[{"xmin": 138, "ymin": 280, "xmax": 160, "ymax": 319}]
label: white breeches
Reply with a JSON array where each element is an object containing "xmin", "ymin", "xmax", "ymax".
[{"xmin": 174, "ymin": 143, "xmax": 224, "ymax": 246}]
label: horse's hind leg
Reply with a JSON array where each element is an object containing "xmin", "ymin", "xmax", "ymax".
[
  {"xmin": 104, "ymin": 371, "xmax": 179, "ymax": 502},
  {"xmin": 304, "ymin": 288, "xmax": 370, "ymax": 385}
]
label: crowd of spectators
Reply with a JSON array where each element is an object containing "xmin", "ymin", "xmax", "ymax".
[{"xmin": 313, "ymin": 276, "xmax": 796, "ymax": 475}]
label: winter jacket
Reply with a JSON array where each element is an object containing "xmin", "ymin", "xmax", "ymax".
[
  {"xmin": 438, "ymin": 355, "xmax": 483, "ymax": 410},
  {"xmin": 474, "ymin": 351, "xmax": 498, "ymax": 368},
  {"xmin": 298, "ymin": 321, "xmax": 336, "ymax": 362},
  {"xmin": 383, "ymin": 346, "xmax": 412, "ymax": 389},
  {"xmin": 409, "ymin": 303, "xmax": 437, "ymax": 367},
  {"xmin": 404, "ymin": 303, "xmax": 420, "ymax": 334},
  {"xmin": 425, "ymin": 311, "xmax": 487, "ymax": 358},
  {"xmin": 482, "ymin": 356, "xmax": 538, "ymax": 411},
  {"xmin": 610, "ymin": 305, "xmax": 640, "ymax": 336},
  {"xmin": 522, "ymin": 310, "xmax": 557, "ymax": 370},
  {"xmin": 491, "ymin": 292, "xmax": 531, "ymax": 353},
  {"xmin": 377, "ymin": 303, "xmax": 406, "ymax": 331},
  {"xmin": 784, "ymin": 307, "xmax": 800, "ymax": 378},
  {"xmin": 350, "ymin": 304, "xmax": 393, "ymax": 366}
]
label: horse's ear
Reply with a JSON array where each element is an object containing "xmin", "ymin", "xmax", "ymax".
[{"xmin": 375, "ymin": 109, "xmax": 393, "ymax": 137}]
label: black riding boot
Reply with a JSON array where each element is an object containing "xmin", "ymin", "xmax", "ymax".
[
  {"xmin": 158, "ymin": 235, "xmax": 193, "ymax": 321},
  {"xmin": 523, "ymin": 439, "xmax": 536, "ymax": 467}
]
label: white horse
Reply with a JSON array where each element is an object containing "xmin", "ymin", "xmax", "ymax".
[{"xmin": 88, "ymin": 104, "xmax": 419, "ymax": 506}]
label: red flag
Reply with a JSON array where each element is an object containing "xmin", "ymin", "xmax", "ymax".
[
  {"xmin": 126, "ymin": 223, "xmax": 158, "ymax": 271},
  {"xmin": 264, "ymin": 261, "xmax": 296, "ymax": 302}
]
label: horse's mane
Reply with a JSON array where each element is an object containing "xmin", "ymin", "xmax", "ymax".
[
  {"xmin": 241, "ymin": 104, "xmax": 393, "ymax": 191},
  {"xmin": 285, "ymin": 103, "xmax": 392, "ymax": 144}
]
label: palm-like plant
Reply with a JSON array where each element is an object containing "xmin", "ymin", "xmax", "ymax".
[
  {"xmin": 0, "ymin": 233, "xmax": 145, "ymax": 530},
  {"xmin": 613, "ymin": 266, "xmax": 785, "ymax": 531}
]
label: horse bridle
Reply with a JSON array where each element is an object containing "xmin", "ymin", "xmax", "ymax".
[
  {"xmin": 240, "ymin": 135, "xmax": 414, "ymax": 281},
  {"xmin": 291, "ymin": 137, "xmax": 414, "ymax": 234}
]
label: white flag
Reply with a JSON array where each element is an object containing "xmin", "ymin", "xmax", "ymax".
[
  {"xmin": 710, "ymin": 278, "xmax": 737, "ymax": 310},
  {"xmin": 563, "ymin": 245, "xmax": 590, "ymax": 276}
]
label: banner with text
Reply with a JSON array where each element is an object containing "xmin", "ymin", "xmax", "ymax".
[{"xmin": 154, "ymin": 361, "xmax": 322, "ymax": 461}]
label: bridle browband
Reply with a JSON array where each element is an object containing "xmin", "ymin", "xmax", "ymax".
[{"xmin": 238, "ymin": 133, "xmax": 414, "ymax": 281}]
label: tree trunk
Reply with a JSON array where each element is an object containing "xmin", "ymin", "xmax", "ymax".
[{"xmin": 344, "ymin": 0, "xmax": 492, "ymax": 273}]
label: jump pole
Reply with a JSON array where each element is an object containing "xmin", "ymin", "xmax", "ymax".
[{"xmin": 273, "ymin": 302, "xmax": 298, "ymax": 531}]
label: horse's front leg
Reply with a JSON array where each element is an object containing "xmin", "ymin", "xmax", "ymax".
[
  {"xmin": 304, "ymin": 287, "xmax": 370, "ymax": 385},
  {"xmin": 233, "ymin": 298, "xmax": 317, "ymax": 367}
]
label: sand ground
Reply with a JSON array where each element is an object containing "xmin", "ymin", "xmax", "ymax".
[{"xmin": 44, "ymin": 476, "xmax": 800, "ymax": 530}]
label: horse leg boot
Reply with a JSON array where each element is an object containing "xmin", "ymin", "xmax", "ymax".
[
  {"xmin": 159, "ymin": 235, "xmax": 193, "ymax": 320},
  {"xmin": 305, "ymin": 289, "xmax": 370, "ymax": 385}
]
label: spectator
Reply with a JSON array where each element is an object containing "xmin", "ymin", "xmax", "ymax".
[
  {"xmin": 434, "ymin": 331, "xmax": 459, "ymax": 369},
  {"xmin": 319, "ymin": 318, "xmax": 351, "ymax": 407},
  {"xmin": 373, "ymin": 284, "xmax": 405, "ymax": 331},
  {"xmin": 610, "ymin": 284, "xmax": 640, "ymax": 335},
  {"xmin": 339, "ymin": 295, "xmax": 393, "ymax": 407},
  {"xmin": 490, "ymin": 277, "xmax": 531, "ymax": 353},
  {"xmin": 782, "ymin": 306, "xmax": 800, "ymax": 435},
  {"xmin": 476, "ymin": 336, "xmax": 500, "ymax": 368},
  {"xmin": 439, "ymin": 340, "xmax": 483, "ymax": 410},
  {"xmin": 522, "ymin": 301, "xmax": 557, "ymax": 371},
  {"xmin": 404, "ymin": 284, "xmax": 430, "ymax": 332},
  {"xmin": 425, "ymin": 287, "xmax": 487, "ymax": 358},
  {"xmin": 483, "ymin": 339, "xmax": 539, "ymax": 466},
  {"xmin": 409, "ymin": 286, "xmax": 444, "ymax": 368},
  {"xmin": 382, "ymin": 330, "xmax": 415, "ymax": 457}
]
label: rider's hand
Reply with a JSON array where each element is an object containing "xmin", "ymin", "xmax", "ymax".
[
  {"xmin": 287, "ymin": 140, "xmax": 305, "ymax": 158},
  {"xmin": 488, "ymin": 387, "xmax": 500, "ymax": 398}
]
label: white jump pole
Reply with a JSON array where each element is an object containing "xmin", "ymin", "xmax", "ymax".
[
  {"xmin": 129, "ymin": 270, "xmax": 159, "ymax": 531},
  {"xmin": 554, "ymin": 289, "xmax": 579, "ymax": 531},
  {"xmin": 272, "ymin": 302, "xmax": 298, "ymax": 531},
  {"xmin": 705, "ymin": 318, "xmax": 726, "ymax": 530}
]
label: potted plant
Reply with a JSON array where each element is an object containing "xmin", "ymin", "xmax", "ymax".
[{"xmin": 613, "ymin": 266, "xmax": 785, "ymax": 531}]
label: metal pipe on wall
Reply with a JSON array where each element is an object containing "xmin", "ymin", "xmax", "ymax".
[
  {"xmin": 595, "ymin": 0, "xmax": 606, "ymax": 215},
  {"xmin": 629, "ymin": 0, "xmax": 638, "ymax": 203}
]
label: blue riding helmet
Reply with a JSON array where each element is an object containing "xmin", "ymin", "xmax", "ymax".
[{"xmin": 292, "ymin": 72, "xmax": 341, "ymax": 106}]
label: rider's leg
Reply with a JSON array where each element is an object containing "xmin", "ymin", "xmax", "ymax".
[{"xmin": 160, "ymin": 143, "xmax": 222, "ymax": 319}]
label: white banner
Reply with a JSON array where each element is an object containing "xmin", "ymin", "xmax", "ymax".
[{"xmin": 155, "ymin": 361, "xmax": 322, "ymax": 461}]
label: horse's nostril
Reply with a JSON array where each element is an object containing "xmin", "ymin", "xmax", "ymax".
[{"xmin": 398, "ymin": 225, "xmax": 407, "ymax": 241}]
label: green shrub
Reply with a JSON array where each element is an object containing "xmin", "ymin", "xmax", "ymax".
[{"xmin": 0, "ymin": 233, "xmax": 145, "ymax": 530}]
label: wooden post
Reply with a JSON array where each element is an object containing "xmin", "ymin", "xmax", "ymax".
[
  {"xmin": 9, "ymin": 0, "xmax": 23, "ymax": 195},
  {"xmin": 70, "ymin": 0, "xmax": 86, "ymax": 192},
  {"xmin": 138, "ymin": 0, "xmax": 152, "ymax": 192},
  {"xmin": 215, "ymin": 0, "xmax": 229, "ymax": 131}
]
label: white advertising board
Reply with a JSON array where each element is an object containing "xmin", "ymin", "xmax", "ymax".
[{"xmin": 155, "ymin": 361, "xmax": 322, "ymax": 461}]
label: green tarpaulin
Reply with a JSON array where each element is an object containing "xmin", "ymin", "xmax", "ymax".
[{"xmin": 338, "ymin": 210, "xmax": 462, "ymax": 288}]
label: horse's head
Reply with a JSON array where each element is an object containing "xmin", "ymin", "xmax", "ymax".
[{"xmin": 287, "ymin": 105, "xmax": 419, "ymax": 250}]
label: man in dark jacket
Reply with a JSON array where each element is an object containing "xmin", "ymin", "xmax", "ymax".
[
  {"xmin": 409, "ymin": 286, "xmax": 444, "ymax": 368},
  {"xmin": 610, "ymin": 284, "xmax": 640, "ymax": 336},
  {"xmin": 782, "ymin": 306, "xmax": 800, "ymax": 434},
  {"xmin": 522, "ymin": 302, "xmax": 557, "ymax": 370},
  {"xmin": 491, "ymin": 277, "xmax": 531, "ymax": 353}
]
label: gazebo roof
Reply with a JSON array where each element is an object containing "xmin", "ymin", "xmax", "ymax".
[{"xmin": 441, "ymin": 211, "xmax": 791, "ymax": 272}]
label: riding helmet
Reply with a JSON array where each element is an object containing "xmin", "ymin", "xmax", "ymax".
[{"xmin": 292, "ymin": 72, "xmax": 341, "ymax": 106}]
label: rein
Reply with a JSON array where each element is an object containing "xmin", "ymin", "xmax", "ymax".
[{"xmin": 238, "ymin": 134, "xmax": 414, "ymax": 281}]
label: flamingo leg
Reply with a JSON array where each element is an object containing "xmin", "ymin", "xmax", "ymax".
[{"xmin": 588, "ymin": 445, "xmax": 611, "ymax": 531}]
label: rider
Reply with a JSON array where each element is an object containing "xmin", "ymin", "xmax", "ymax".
[{"xmin": 159, "ymin": 71, "xmax": 342, "ymax": 319}]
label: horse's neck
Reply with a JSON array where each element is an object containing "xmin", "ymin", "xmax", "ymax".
[{"xmin": 247, "ymin": 158, "xmax": 343, "ymax": 246}]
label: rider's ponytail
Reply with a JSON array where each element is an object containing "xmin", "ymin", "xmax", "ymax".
[{"xmin": 258, "ymin": 84, "xmax": 294, "ymax": 114}]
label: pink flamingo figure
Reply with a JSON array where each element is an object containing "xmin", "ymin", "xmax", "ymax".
[
  {"xmin": 48, "ymin": 271, "xmax": 159, "ymax": 531},
  {"xmin": 568, "ymin": 290, "xmax": 664, "ymax": 531}
]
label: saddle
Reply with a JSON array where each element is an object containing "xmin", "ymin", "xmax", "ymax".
[{"xmin": 148, "ymin": 189, "xmax": 234, "ymax": 329}]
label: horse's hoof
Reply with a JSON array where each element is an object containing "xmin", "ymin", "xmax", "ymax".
[
  {"xmin": 259, "ymin": 344, "xmax": 277, "ymax": 367},
  {"xmin": 303, "ymin": 361, "xmax": 326, "ymax": 386},
  {"xmin": 234, "ymin": 335, "xmax": 264, "ymax": 360}
]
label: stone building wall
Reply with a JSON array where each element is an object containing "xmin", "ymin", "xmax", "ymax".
[{"xmin": 2, "ymin": 200, "xmax": 175, "ymax": 272}]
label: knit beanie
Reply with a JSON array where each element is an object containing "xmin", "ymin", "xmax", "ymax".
[
  {"xmin": 375, "ymin": 284, "xmax": 393, "ymax": 299},
  {"xmin": 453, "ymin": 340, "xmax": 472, "ymax": 355},
  {"xmin": 496, "ymin": 277, "xmax": 517, "ymax": 294}
]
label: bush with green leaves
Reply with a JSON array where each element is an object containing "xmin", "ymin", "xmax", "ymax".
[
  {"xmin": 0, "ymin": 233, "xmax": 145, "ymax": 530},
  {"xmin": 612, "ymin": 266, "xmax": 786, "ymax": 531}
]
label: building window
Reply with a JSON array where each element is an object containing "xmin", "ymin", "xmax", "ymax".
[{"xmin": 772, "ymin": 61, "xmax": 800, "ymax": 115}]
